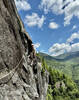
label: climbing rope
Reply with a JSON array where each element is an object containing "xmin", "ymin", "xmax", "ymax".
[
  {"xmin": 0, "ymin": 56, "xmax": 23, "ymax": 84},
  {"xmin": 0, "ymin": 54, "xmax": 39, "ymax": 98}
]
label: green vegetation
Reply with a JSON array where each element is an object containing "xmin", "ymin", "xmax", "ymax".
[
  {"xmin": 38, "ymin": 52, "xmax": 79, "ymax": 88},
  {"xmin": 37, "ymin": 53, "xmax": 79, "ymax": 100},
  {"xmin": 46, "ymin": 85, "xmax": 53, "ymax": 100},
  {"xmin": 47, "ymin": 67, "xmax": 79, "ymax": 100}
]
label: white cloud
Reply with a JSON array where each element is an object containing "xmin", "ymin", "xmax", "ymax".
[
  {"xmin": 72, "ymin": 25, "xmax": 77, "ymax": 30},
  {"xmin": 33, "ymin": 43, "xmax": 40, "ymax": 50},
  {"xmin": 24, "ymin": 13, "xmax": 45, "ymax": 28},
  {"xmin": 49, "ymin": 43, "xmax": 79, "ymax": 56},
  {"xmin": 14, "ymin": 0, "xmax": 31, "ymax": 11},
  {"xmin": 71, "ymin": 43, "xmax": 79, "ymax": 52},
  {"xmin": 49, "ymin": 32, "xmax": 79, "ymax": 56},
  {"xmin": 39, "ymin": 0, "xmax": 79, "ymax": 26},
  {"xmin": 64, "ymin": 15, "xmax": 72, "ymax": 26},
  {"xmin": 64, "ymin": 0, "xmax": 79, "ymax": 26},
  {"xmin": 49, "ymin": 43, "xmax": 70, "ymax": 56},
  {"xmin": 49, "ymin": 22, "xmax": 59, "ymax": 29},
  {"xmin": 39, "ymin": 0, "xmax": 64, "ymax": 14},
  {"xmin": 67, "ymin": 33, "xmax": 79, "ymax": 43}
]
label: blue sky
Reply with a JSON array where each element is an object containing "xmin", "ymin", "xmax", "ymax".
[{"xmin": 15, "ymin": 0, "xmax": 79, "ymax": 56}]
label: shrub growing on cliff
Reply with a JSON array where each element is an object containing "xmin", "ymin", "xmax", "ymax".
[
  {"xmin": 37, "ymin": 53, "xmax": 79, "ymax": 100},
  {"xmin": 46, "ymin": 85, "xmax": 53, "ymax": 100},
  {"xmin": 47, "ymin": 64, "xmax": 79, "ymax": 100}
]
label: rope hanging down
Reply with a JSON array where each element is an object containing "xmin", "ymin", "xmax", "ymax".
[{"xmin": 0, "ymin": 56, "xmax": 23, "ymax": 84}]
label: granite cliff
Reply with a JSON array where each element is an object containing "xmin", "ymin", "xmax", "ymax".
[{"xmin": 0, "ymin": 0, "xmax": 48, "ymax": 100}]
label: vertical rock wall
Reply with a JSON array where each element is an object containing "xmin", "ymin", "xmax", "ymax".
[{"xmin": 0, "ymin": 0, "xmax": 48, "ymax": 100}]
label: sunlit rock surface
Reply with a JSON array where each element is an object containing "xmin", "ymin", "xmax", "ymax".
[{"xmin": 0, "ymin": 0, "xmax": 48, "ymax": 100}]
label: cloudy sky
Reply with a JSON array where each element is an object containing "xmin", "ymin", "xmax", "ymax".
[{"xmin": 15, "ymin": 0, "xmax": 79, "ymax": 56}]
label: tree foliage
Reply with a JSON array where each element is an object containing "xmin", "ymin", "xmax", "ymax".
[{"xmin": 36, "ymin": 53, "xmax": 79, "ymax": 100}]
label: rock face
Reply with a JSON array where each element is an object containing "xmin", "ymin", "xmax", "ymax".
[{"xmin": 0, "ymin": 0, "xmax": 48, "ymax": 100}]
